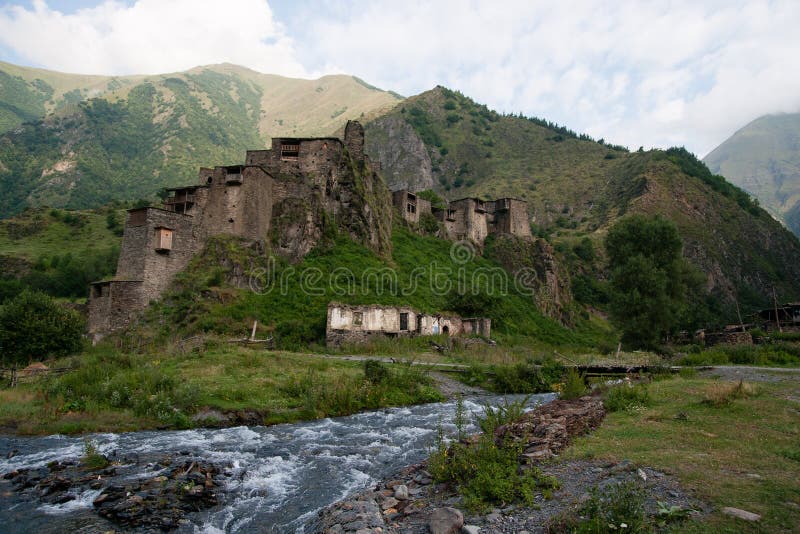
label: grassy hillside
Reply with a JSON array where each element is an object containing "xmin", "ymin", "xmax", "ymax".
[
  {"xmin": 131, "ymin": 228, "xmax": 612, "ymax": 352},
  {"xmin": 703, "ymin": 112, "xmax": 800, "ymax": 237},
  {"xmin": 365, "ymin": 88, "xmax": 800, "ymax": 313},
  {"xmin": 0, "ymin": 206, "xmax": 123, "ymax": 301},
  {"xmin": 0, "ymin": 61, "xmax": 402, "ymax": 217}
]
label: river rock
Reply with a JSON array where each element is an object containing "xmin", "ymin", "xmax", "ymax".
[
  {"xmin": 462, "ymin": 525, "xmax": 481, "ymax": 534},
  {"xmin": 495, "ymin": 396, "xmax": 605, "ymax": 460},
  {"xmin": 428, "ymin": 507, "xmax": 464, "ymax": 534},
  {"xmin": 722, "ymin": 507, "xmax": 761, "ymax": 521},
  {"xmin": 381, "ymin": 497, "xmax": 399, "ymax": 510},
  {"xmin": 394, "ymin": 484, "xmax": 409, "ymax": 500}
]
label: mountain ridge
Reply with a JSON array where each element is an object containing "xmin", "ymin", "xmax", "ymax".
[
  {"xmin": 0, "ymin": 60, "xmax": 402, "ymax": 216},
  {"xmin": 703, "ymin": 112, "xmax": 800, "ymax": 237},
  {"xmin": 364, "ymin": 87, "xmax": 800, "ymax": 310}
]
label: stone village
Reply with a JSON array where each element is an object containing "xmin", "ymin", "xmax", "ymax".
[{"xmin": 88, "ymin": 121, "xmax": 532, "ymax": 344}]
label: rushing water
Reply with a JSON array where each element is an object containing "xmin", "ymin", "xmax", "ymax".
[{"xmin": 0, "ymin": 393, "xmax": 555, "ymax": 533}]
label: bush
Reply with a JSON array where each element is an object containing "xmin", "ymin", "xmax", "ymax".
[
  {"xmin": 429, "ymin": 432, "xmax": 558, "ymax": 512},
  {"xmin": 477, "ymin": 395, "xmax": 529, "ymax": 434},
  {"xmin": 419, "ymin": 212, "xmax": 440, "ymax": 234},
  {"xmin": 604, "ymin": 383, "xmax": 650, "ymax": 412},
  {"xmin": 364, "ymin": 359, "xmax": 389, "ymax": 384},
  {"xmin": 569, "ymin": 480, "xmax": 649, "ymax": 533},
  {"xmin": 559, "ymin": 368, "xmax": 587, "ymax": 399},
  {"xmin": 679, "ymin": 344, "xmax": 800, "ymax": 367},
  {"xmin": 0, "ymin": 290, "xmax": 85, "ymax": 366},
  {"xmin": 491, "ymin": 360, "xmax": 565, "ymax": 394},
  {"xmin": 81, "ymin": 440, "xmax": 110, "ymax": 470}
]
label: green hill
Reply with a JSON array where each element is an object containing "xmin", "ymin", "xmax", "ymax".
[
  {"xmin": 703, "ymin": 112, "xmax": 800, "ymax": 237},
  {"xmin": 0, "ymin": 206, "xmax": 123, "ymax": 301},
  {"xmin": 0, "ymin": 61, "xmax": 402, "ymax": 217},
  {"xmin": 364, "ymin": 87, "xmax": 800, "ymax": 312}
]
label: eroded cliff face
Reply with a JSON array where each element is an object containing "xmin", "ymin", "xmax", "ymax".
[
  {"xmin": 268, "ymin": 153, "xmax": 393, "ymax": 263},
  {"xmin": 626, "ymin": 161, "xmax": 800, "ymax": 305},
  {"xmin": 364, "ymin": 115, "xmax": 434, "ymax": 192},
  {"xmin": 485, "ymin": 234, "xmax": 573, "ymax": 325}
]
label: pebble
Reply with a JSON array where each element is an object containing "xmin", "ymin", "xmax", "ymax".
[
  {"xmin": 394, "ymin": 484, "xmax": 409, "ymax": 500},
  {"xmin": 462, "ymin": 525, "xmax": 481, "ymax": 534},
  {"xmin": 380, "ymin": 497, "xmax": 398, "ymax": 510}
]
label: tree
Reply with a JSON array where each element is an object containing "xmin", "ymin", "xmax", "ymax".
[
  {"xmin": 0, "ymin": 290, "xmax": 85, "ymax": 369},
  {"xmin": 605, "ymin": 215, "xmax": 691, "ymax": 349}
]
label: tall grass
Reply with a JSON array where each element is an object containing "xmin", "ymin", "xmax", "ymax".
[{"xmin": 679, "ymin": 343, "xmax": 800, "ymax": 367}]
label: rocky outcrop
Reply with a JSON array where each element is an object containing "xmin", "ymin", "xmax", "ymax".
[
  {"xmin": 485, "ymin": 234, "xmax": 573, "ymax": 324},
  {"xmin": 365, "ymin": 115, "xmax": 434, "ymax": 193},
  {"xmin": 311, "ymin": 396, "xmax": 704, "ymax": 533},
  {"xmin": 495, "ymin": 396, "xmax": 605, "ymax": 460},
  {"xmin": 2, "ymin": 456, "xmax": 227, "ymax": 531}
]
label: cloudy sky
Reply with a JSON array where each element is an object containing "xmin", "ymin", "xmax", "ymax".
[{"xmin": 0, "ymin": 0, "xmax": 798, "ymax": 156}]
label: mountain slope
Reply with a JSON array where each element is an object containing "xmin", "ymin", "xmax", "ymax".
[
  {"xmin": 703, "ymin": 113, "xmax": 800, "ymax": 237},
  {"xmin": 0, "ymin": 61, "xmax": 402, "ymax": 216},
  {"xmin": 365, "ymin": 87, "xmax": 800, "ymax": 310}
]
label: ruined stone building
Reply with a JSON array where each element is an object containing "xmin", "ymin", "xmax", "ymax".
[
  {"xmin": 88, "ymin": 121, "xmax": 538, "ymax": 342},
  {"xmin": 89, "ymin": 121, "xmax": 391, "ymax": 340},
  {"xmin": 326, "ymin": 303, "xmax": 491, "ymax": 347},
  {"xmin": 392, "ymin": 190, "xmax": 531, "ymax": 245}
]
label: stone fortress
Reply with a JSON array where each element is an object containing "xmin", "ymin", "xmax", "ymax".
[
  {"xmin": 88, "ymin": 121, "xmax": 532, "ymax": 341},
  {"xmin": 392, "ymin": 190, "xmax": 531, "ymax": 244}
]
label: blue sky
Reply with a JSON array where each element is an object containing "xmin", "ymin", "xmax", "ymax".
[{"xmin": 1, "ymin": 0, "xmax": 798, "ymax": 156}]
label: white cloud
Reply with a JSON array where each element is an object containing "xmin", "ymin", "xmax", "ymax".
[
  {"xmin": 1, "ymin": 0, "xmax": 799, "ymax": 155},
  {"xmin": 290, "ymin": 0, "xmax": 800, "ymax": 155},
  {"xmin": 0, "ymin": 0, "xmax": 306, "ymax": 76}
]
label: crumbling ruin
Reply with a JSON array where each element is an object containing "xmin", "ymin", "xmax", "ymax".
[
  {"xmin": 326, "ymin": 303, "xmax": 491, "ymax": 347},
  {"xmin": 88, "ymin": 122, "xmax": 540, "ymax": 341},
  {"xmin": 392, "ymin": 190, "xmax": 531, "ymax": 245},
  {"xmin": 89, "ymin": 122, "xmax": 391, "ymax": 340}
]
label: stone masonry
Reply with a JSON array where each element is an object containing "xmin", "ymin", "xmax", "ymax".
[
  {"xmin": 88, "ymin": 121, "xmax": 392, "ymax": 341},
  {"xmin": 326, "ymin": 303, "xmax": 491, "ymax": 347},
  {"xmin": 393, "ymin": 191, "xmax": 532, "ymax": 245}
]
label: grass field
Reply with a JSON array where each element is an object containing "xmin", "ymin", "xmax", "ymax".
[
  {"xmin": 0, "ymin": 343, "xmax": 443, "ymax": 435},
  {"xmin": 565, "ymin": 374, "xmax": 800, "ymax": 533}
]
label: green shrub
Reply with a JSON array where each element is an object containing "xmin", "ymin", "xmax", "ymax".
[
  {"xmin": 429, "ymin": 433, "xmax": 558, "ymax": 512},
  {"xmin": 477, "ymin": 395, "xmax": 529, "ymax": 434},
  {"xmin": 679, "ymin": 344, "xmax": 800, "ymax": 367},
  {"xmin": 560, "ymin": 368, "xmax": 587, "ymax": 399},
  {"xmin": 82, "ymin": 440, "xmax": 110, "ymax": 470},
  {"xmin": 0, "ymin": 290, "xmax": 85, "ymax": 366},
  {"xmin": 571, "ymin": 480, "xmax": 649, "ymax": 533},
  {"xmin": 604, "ymin": 383, "xmax": 650, "ymax": 412},
  {"xmin": 419, "ymin": 212, "xmax": 440, "ymax": 234},
  {"xmin": 364, "ymin": 359, "xmax": 389, "ymax": 384},
  {"xmin": 490, "ymin": 360, "xmax": 565, "ymax": 394}
]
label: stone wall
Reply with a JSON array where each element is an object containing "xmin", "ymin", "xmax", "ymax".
[
  {"xmin": 449, "ymin": 198, "xmax": 489, "ymax": 244},
  {"xmin": 705, "ymin": 331, "xmax": 753, "ymax": 346},
  {"xmin": 87, "ymin": 280, "xmax": 145, "ymax": 341},
  {"xmin": 89, "ymin": 207, "xmax": 199, "ymax": 340},
  {"xmin": 90, "ymin": 121, "xmax": 396, "ymax": 338},
  {"xmin": 194, "ymin": 165, "xmax": 272, "ymax": 242},
  {"xmin": 344, "ymin": 121, "xmax": 365, "ymax": 161},
  {"xmin": 491, "ymin": 198, "xmax": 531, "ymax": 237},
  {"xmin": 326, "ymin": 303, "xmax": 491, "ymax": 347},
  {"xmin": 392, "ymin": 190, "xmax": 432, "ymax": 225}
]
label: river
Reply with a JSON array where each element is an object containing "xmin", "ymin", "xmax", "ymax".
[{"xmin": 0, "ymin": 393, "xmax": 555, "ymax": 533}]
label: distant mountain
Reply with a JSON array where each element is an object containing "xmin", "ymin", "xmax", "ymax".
[
  {"xmin": 0, "ymin": 61, "xmax": 402, "ymax": 216},
  {"xmin": 704, "ymin": 113, "xmax": 800, "ymax": 237},
  {"xmin": 365, "ymin": 87, "xmax": 800, "ymax": 310}
]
